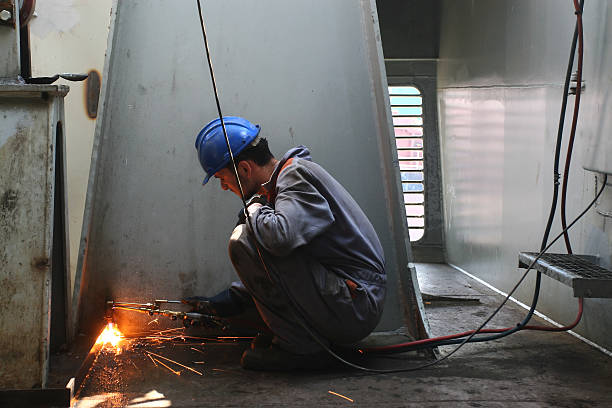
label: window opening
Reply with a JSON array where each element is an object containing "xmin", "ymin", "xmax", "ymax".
[{"xmin": 389, "ymin": 85, "xmax": 424, "ymax": 241}]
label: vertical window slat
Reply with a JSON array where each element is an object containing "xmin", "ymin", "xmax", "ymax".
[{"xmin": 389, "ymin": 85, "xmax": 425, "ymax": 242}]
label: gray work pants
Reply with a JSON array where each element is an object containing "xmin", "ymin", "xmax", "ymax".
[{"xmin": 228, "ymin": 224, "xmax": 383, "ymax": 355}]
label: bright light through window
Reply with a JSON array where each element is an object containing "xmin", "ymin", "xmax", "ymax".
[{"xmin": 389, "ymin": 85, "xmax": 425, "ymax": 241}]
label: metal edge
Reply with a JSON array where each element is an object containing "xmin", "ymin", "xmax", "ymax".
[
  {"xmin": 72, "ymin": 341, "xmax": 103, "ymax": 399},
  {"xmin": 361, "ymin": 0, "xmax": 431, "ymax": 342},
  {"xmin": 0, "ymin": 84, "xmax": 69, "ymax": 95},
  {"xmin": 40, "ymin": 94, "xmax": 56, "ymax": 388},
  {"xmin": 72, "ymin": 0, "xmax": 119, "ymax": 339},
  {"xmin": 57, "ymin": 98, "xmax": 74, "ymax": 344}
]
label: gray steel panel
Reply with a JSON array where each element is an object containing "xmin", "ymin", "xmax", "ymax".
[
  {"xmin": 0, "ymin": 85, "xmax": 67, "ymax": 388},
  {"xmin": 438, "ymin": 0, "xmax": 612, "ymax": 351},
  {"xmin": 582, "ymin": 3, "xmax": 612, "ymax": 175},
  {"xmin": 77, "ymin": 0, "xmax": 426, "ymax": 339}
]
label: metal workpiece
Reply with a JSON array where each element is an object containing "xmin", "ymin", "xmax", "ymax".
[
  {"xmin": 0, "ymin": 83, "xmax": 70, "ymax": 389},
  {"xmin": 519, "ymin": 252, "xmax": 612, "ymax": 298},
  {"xmin": 75, "ymin": 0, "xmax": 428, "ymax": 343}
]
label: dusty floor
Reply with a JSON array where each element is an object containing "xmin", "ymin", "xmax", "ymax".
[{"xmin": 54, "ymin": 263, "xmax": 612, "ymax": 407}]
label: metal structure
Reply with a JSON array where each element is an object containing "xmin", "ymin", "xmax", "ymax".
[
  {"xmin": 0, "ymin": 84, "xmax": 70, "ymax": 388},
  {"xmin": 386, "ymin": 60, "xmax": 445, "ymax": 262},
  {"xmin": 0, "ymin": 0, "xmax": 71, "ymax": 390},
  {"xmin": 438, "ymin": 0, "xmax": 612, "ymax": 351},
  {"xmin": 519, "ymin": 253, "xmax": 612, "ymax": 298},
  {"xmin": 75, "ymin": 0, "xmax": 428, "ymax": 342}
]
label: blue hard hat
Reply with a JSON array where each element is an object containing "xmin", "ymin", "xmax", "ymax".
[{"xmin": 195, "ymin": 116, "xmax": 261, "ymax": 185}]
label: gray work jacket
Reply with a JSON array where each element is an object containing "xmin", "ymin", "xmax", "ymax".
[{"xmin": 249, "ymin": 146, "xmax": 386, "ymax": 293}]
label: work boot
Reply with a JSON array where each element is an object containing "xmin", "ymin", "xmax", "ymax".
[{"xmin": 240, "ymin": 344, "xmax": 335, "ymax": 371}]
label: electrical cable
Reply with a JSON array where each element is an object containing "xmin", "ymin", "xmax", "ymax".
[
  {"xmin": 560, "ymin": 0, "xmax": 585, "ymax": 254},
  {"xmin": 194, "ymin": 0, "xmax": 598, "ymax": 372}
]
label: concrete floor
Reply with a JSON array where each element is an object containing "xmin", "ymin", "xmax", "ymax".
[{"xmin": 58, "ymin": 263, "xmax": 612, "ymax": 407}]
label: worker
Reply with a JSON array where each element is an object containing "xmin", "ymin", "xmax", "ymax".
[{"xmin": 185, "ymin": 116, "xmax": 386, "ymax": 370}]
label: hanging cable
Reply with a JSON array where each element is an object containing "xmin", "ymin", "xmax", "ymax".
[{"xmin": 560, "ymin": 0, "xmax": 585, "ymax": 253}]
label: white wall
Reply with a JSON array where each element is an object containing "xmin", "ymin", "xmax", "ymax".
[{"xmin": 29, "ymin": 0, "xmax": 112, "ymax": 293}]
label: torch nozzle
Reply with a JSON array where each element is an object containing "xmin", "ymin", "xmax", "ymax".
[{"xmin": 105, "ymin": 300, "xmax": 115, "ymax": 323}]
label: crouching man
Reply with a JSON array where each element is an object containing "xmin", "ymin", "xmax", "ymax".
[{"xmin": 187, "ymin": 116, "xmax": 386, "ymax": 370}]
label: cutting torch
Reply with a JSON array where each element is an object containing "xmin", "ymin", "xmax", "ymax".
[{"xmin": 106, "ymin": 299, "xmax": 228, "ymax": 329}]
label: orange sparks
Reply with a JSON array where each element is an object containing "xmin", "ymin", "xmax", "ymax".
[
  {"xmin": 146, "ymin": 353, "xmax": 158, "ymax": 367},
  {"xmin": 95, "ymin": 322, "xmax": 124, "ymax": 348},
  {"xmin": 152, "ymin": 357, "xmax": 181, "ymax": 376},
  {"xmin": 328, "ymin": 391, "xmax": 354, "ymax": 403},
  {"xmin": 146, "ymin": 351, "xmax": 203, "ymax": 376}
]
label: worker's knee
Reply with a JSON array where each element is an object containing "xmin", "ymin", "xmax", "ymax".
[
  {"xmin": 228, "ymin": 224, "xmax": 255, "ymax": 269},
  {"xmin": 228, "ymin": 223, "xmax": 247, "ymax": 250}
]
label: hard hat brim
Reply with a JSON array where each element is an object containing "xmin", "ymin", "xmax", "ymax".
[{"xmin": 202, "ymin": 173, "xmax": 213, "ymax": 186}]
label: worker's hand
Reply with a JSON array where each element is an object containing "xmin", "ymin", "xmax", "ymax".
[
  {"xmin": 245, "ymin": 194, "xmax": 269, "ymax": 217},
  {"xmin": 182, "ymin": 296, "xmax": 218, "ymax": 316},
  {"xmin": 236, "ymin": 194, "xmax": 268, "ymax": 226},
  {"xmin": 182, "ymin": 289, "xmax": 244, "ymax": 317}
]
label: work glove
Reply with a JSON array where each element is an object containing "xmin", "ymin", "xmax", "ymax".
[
  {"xmin": 181, "ymin": 296, "xmax": 218, "ymax": 316},
  {"xmin": 235, "ymin": 194, "xmax": 269, "ymax": 227},
  {"xmin": 182, "ymin": 288, "xmax": 245, "ymax": 317}
]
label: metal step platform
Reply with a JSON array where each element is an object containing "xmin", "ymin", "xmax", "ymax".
[{"xmin": 518, "ymin": 252, "xmax": 612, "ymax": 298}]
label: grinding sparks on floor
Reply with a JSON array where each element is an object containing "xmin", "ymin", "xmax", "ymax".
[
  {"xmin": 328, "ymin": 390, "xmax": 354, "ymax": 403},
  {"xmin": 145, "ymin": 350, "xmax": 204, "ymax": 376}
]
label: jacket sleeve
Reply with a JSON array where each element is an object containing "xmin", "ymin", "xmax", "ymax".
[{"xmin": 248, "ymin": 164, "xmax": 335, "ymax": 256}]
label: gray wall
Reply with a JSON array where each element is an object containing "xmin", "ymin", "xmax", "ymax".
[{"xmin": 438, "ymin": 1, "xmax": 612, "ymax": 350}]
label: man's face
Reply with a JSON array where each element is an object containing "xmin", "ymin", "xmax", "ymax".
[{"xmin": 214, "ymin": 161, "xmax": 256, "ymax": 198}]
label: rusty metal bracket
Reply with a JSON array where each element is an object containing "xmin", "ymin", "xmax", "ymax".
[{"xmin": 0, "ymin": 0, "xmax": 16, "ymax": 28}]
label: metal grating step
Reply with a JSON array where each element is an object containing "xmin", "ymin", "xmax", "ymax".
[{"xmin": 518, "ymin": 252, "xmax": 612, "ymax": 298}]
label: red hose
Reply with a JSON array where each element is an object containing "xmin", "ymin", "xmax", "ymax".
[{"xmin": 365, "ymin": 298, "xmax": 583, "ymax": 352}]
